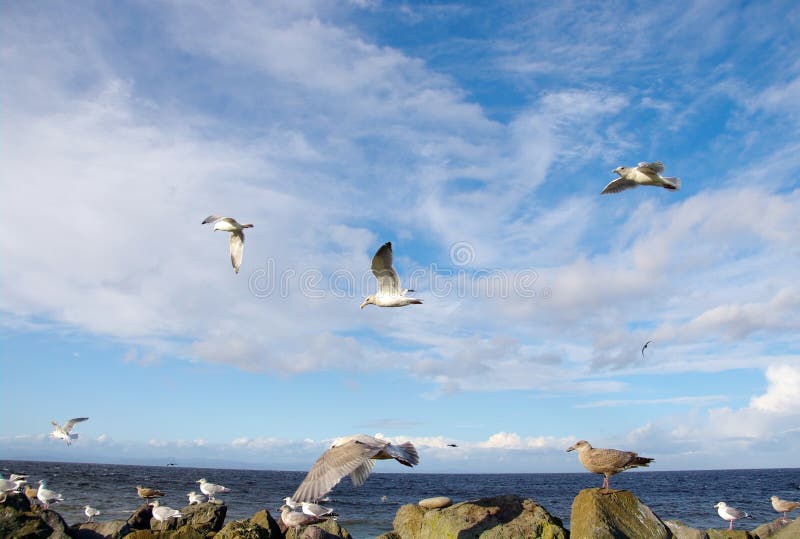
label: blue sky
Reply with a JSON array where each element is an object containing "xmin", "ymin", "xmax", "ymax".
[{"xmin": 1, "ymin": 0, "xmax": 799, "ymax": 474}]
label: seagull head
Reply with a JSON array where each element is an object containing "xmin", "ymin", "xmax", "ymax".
[
  {"xmin": 196, "ymin": 478, "xmax": 206, "ymax": 484},
  {"xmin": 612, "ymin": 166, "xmax": 625, "ymax": 176},
  {"xmin": 566, "ymin": 440, "xmax": 590, "ymax": 452},
  {"xmin": 714, "ymin": 502, "xmax": 725, "ymax": 509},
  {"xmin": 360, "ymin": 296, "xmax": 375, "ymax": 309}
]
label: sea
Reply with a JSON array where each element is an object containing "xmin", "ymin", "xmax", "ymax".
[{"xmin": 3, "ymin": 460, "xmax": 799, "ymax": 537}]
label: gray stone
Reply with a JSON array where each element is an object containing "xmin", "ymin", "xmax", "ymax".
[
  {"xmin": 665, "ymin": 520, "xmax": 709, "ymax": 539},
  {"xmin": 705, "ymin": 530, "xmax": 753, "ymax": 539},
  {"xmin": 570, "ymin": 488, "xmax": 670, "ymax": 539},
  {"xmin": 71, "ymin": 519, "xmax": 131, "ymax": 539},
  {"xmin": 418, "ymin": 497, "xmax": 452, "ymax": 510},
  {"xmin": 250, "ymin": 509, "xmax": 282, "ymax": 538},
  {"xmin": 126, "ymin": 505, "xmax": 153, "ymax": 530},
  {"xmin": 284, "ymin": 518, "xmax": 353, "ymax": 539},
  {"xmin": 394, "ymin": 494, "xmax": 567, "ymax": 538}
]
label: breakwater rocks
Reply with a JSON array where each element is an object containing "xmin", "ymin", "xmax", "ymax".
[{"xmin": 3, "ymin": 489, "xmax": 800, "ymax": 539}]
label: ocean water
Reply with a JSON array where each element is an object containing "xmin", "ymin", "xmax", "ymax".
[{"xmin": 3, "ymin": 460, "xmax": 799, "ymax": 537}]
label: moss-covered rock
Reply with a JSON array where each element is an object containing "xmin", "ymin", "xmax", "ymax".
[
  {"xmin": 751, "ymin": 517, "xmax": 797, "ymax": 538},
  {"xmin": 284, "ymin": 518, "xmax": 352, "ymax": 539},
  {"xmin": 71, "ymin": 519, "xmax": 132, "ymax": 538},
  {"xmin": 249, "ymin": 509, "xmax": 282, "ymax": 538},
  {"xmin": 665, "ymin": 520, "xmax": 709, "ymax": 539},
  {"xmin": 705, "ymin": 530, "xmax": 753, "ymax": 539},
  {"xmin": 570, "ymin": 488, "xmax": 670, "ymax": 539},
  {"xmin": 393, "ymin": 494, "xmax": 567, "ymax": 539},
  {"xmin": 768, "ymin": 518, "xmax": 800, "ymax": 538}
]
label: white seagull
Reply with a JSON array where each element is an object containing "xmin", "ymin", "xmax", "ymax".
[
  {"xmin": 187, "ymin": 491, "xmax": 207, "ymax": 505},
  {"xmin": 301, "ymin": 501, "xmax": 336, "ymax": 518},
  {"xmin": 280, "ymin": 505, "xmax": 319, "ymax": 530},
  {"xmin": 84, "ymin": 505, "xmax": 100, "ymax": 522},
  {"xmin": 283, "ymin": 496, "xmax": 301, "ymax": 510},
  {"xmin": 36, "ymin": 480, "xmax": 64, "ymax": 509},
  {"xmin": 601, "ymin": 161, "xmax": 680, "ymax": 194},
  {"xmin": 0, "ymin": 478, "xmax": 20, "ymax": 502},
  {"xmin": 292, "ymin": 434, "xmax": 419, "ymax": 502},
  {"xmin": 196, "ymin": 478, "xmax": 231, "ymax": 500},
  {"xmin": 50, "ymin": 417, "xmax": 89, "ymax": 446},
  {"xmin": 360, "ymin": 242, "xmax": 422, "ymax": 309},
  {"xmin": 714, "ymin": 501, "xmax": 753, "ymax": 530},
  {"xmin": 150, "ymin": 500, "xmax": 182, "ymax": 530},
  {"xmin": 201, "ymin": 215, "xmax": 253, "ymax": 274}
]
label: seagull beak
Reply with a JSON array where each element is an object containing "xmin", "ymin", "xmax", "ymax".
[
  {"xmin": 360, "ymin": 301, "xmax": 368, "ymax": 309},
  {"xmin": 566, "ymin": 445, "xmax": 576, "ymax": 452}
]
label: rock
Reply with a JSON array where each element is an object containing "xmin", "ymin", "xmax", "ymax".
[
  {"xmin": 418, "ymin": 497, "xmax": 452, "ymax": 510},
  {"xmin": 770, "ymin": 518, "xmax": 800, "ymax": 538},
  {"xmin": 393, "ymin": 493, "xmax": 567, "ymax": 538},
  {"xmin": 284, "ymin": 518, "xmax": 353, "ymax": 539},
  {"xmin": 375, "ymin": 533, "xmax": 401, "ymax": 539},
  {"xmin": 705, "ymin": 530, "xmax": 753, "ymax": 539},
  {"xmin": 149, "ymin": 502, "xmax": 226, "ymax": 533},
  {"xmin": 126, "ymin": 504, "xmax": 153, "ymax": 530},
  {"xmin": 250, "ymin": 509, "xmax": 282, "ymax": 538},
  {"xmin": 752, "ymin": 517, "xmax": 796, "ymax": 538},
  {"xmin": 571, "ymin": 488, "xmax": 671, "ymax": 539},
  {"xmin": 1, "ymin": 493, "xmax": 33, "ymax": 512},
  {"xmin": 215, "ymin": 519, "xmax": 271, "ymax": 539},
  {"xmin": 39, "ymin": 509, "xmax": 72, "ymax": 539},
  {"xmin": 125, "ymin": 526, "xmax": 205, "ymax": 539},
  {"xmin": 71, "ymin": 519, "xmax": 131, "ymax": 539},
  {"xmin": 665, "ymin": 520, "xmax": 709, "ymax": 539},
  {"xmin": 0, "ymin": 496, "xmax": 52, "ymax": 539}
]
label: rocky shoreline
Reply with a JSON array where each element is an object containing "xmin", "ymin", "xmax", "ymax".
[{"xmin": 2, "ymin": 489, "xmax": 799, "ymax": 538}]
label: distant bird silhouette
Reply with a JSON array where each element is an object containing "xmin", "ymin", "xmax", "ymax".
[
  {"xmin": 447, "ymin": 443, "xmax": 458, "ymax": 447},
  {"xmin": 50, "ymin": 417, "xmax": 88, "ymax": 446},
  {"xmin": 641, "ymin": 340, "xmax": 653, "ymax": 359}
]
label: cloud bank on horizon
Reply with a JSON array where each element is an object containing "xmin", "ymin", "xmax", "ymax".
[{"xmin": 1, "ymin": 0, "xmax": 799, "ymax": 472}]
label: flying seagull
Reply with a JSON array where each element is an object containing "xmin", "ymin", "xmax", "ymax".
[
  {"xmin": 360, "ymin": 242, "xmax": 422, "ymax": 308},
  {"xmin": 292, "ymin": 434, "xmax": 419, "ymax": 502},
  {"xmin": 566, "ymin": 440, "xmax": 654, "ymax": 490},
  {"xmin": 601, "ymin": 161, "xmax": 680, "ymax": 194},
  {"xmin": 715, "ymin": 501, "xmax": 753, "ymax": 530},
  {"xmin": 197, "ymin": 478, "xmax": 231, "ymax": 500},
  {"xmin": 201, "ymin": 215, "xmax": 254, "ymax": 274},
  {"xmin": 50, "ymin": 417, "xmax": 89, "ymax": 446},
  {"xmin": 641, "ymin": 340, "xmax": 653, "ymax": 359},
  {"xmin": 150, "ymin": 500, "xmax": 182, "ymax": 531},
  {"xmin": 771, "ymin": 496, "xmax": 800, "ymax": 518},
  {"xmin": 84, "ymin": 505, "xmax": 100, "ymax": 522}
]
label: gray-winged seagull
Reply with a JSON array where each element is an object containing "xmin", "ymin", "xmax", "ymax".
[
  {"xmin": 37, "ymin": 480, "xmax": 64, "ymax": 509},
  {"xmin": 50, "ymin": 417, "xmax": 88, "ymax": 446},
  {"xmin": 84, "ymin": 505, "xmax": 100, "ymax": 522},
  {"xmin": 280, "ymin": 504, "xmax": 319, "ymax": 530},
  {"xmin": 360, "ymin": 242, "xmax": 422, "ymax": 309},
  {"xmin": 197, "ymin": 478, "xmax": 230, "ymax": 500},
  {"xmin": 187, "ymin": 491, "xmax": 207, "ymax": 505},
  {"xmin": 715, "ymin": 501, "xmax": 753, "ymax": 530},
  {"xmin": 567, "ymin": 440, "xmax": 653, "ymax": 490},
  {"xmin": 150, "ymin": 500, "xmax": 182, "ymax": 530},
  {"xmin": 301, "ymin": 501, "xmax": 336, "ymax": 518},
  {"xmin": 201, "ymin": 215, "xmax": 254, "ymax": 274},
  {"xmin": 292, "ymin": 434, "xmax": 419, "ymax": 502},
  {"xmin": 601, "ymin": 161, "xmax": 680, "ymax": 194}
]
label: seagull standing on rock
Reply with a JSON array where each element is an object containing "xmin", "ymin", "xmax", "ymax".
[
  {"xmin": 301, "ymin": 501, "xmax": 337, "ymax": 518},
  {"xmin": 280, "ymin": 505, "xmax": 319, "ymax": 531},
  {"xmin": 601, "ymin": 161, "xmax": 680, "ymax": 194},
  {"xmin": 771, "ymin": 495, "xmax": 800, "ymax": 518},
  {"xmin": 136, "ymin": 485, "xmax": 165, "ymax": 502},
  {"xmin": 197, "ymin": 478, "xmax": 231, "ymax": 500},
  {"xmin": 360, "ymin": 242, "xmax": 422, "ymax": 309},
  {"xmin": 292, "ymin": 434, "xmax": 419, "ymax": 502},
  {"xmin": 715, "ymin": 501, "xmax": 753, "ymax": 530},
  {"xmin": 187, "ymin": 491, "xmax": 207, "ymax": 505},
  {"xmin": 150, "ymin": 500, "xmax": 182, "ymax": 531},
  {"xmin": 84, "ymin": 505, "xmax": 100, "ymax": 522},
  {"xmin": 49, "ymin": 417, "xmax": 89, "ymax": 446},
  {"xmin": 36, "ymin": 480, "xmax": 63, "ymax": 509},
  {"xmin": 201, "ymin": 215, "xmax": 253, "ymax": 274},
  {"xmin": 566, "ymin": 440, "xmax": 654, "ymax": 490}
]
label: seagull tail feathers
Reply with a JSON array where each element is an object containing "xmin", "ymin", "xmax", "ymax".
[
  {"xmin": 409, "ymin": 299, "xmax": 423, "ymax": 305},
  {"xmin": 662, "ymin": 177, "xmax": 680, "ymax": 190}
]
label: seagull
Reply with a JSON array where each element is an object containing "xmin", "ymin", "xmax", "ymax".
[
  {"xmin": 715, "ymin": 501, "xmax": 753, "ymax": 530},
  {"xmin": 771, "ymin": 495, "xmax": 800, "ymax": 518},
  {"xmin": 283, "ymin": 496, "xmax": 301, "ymax": 510},
  {"xmin": 601, "ymin": 161, "xmax": 680, "ymax": 194},
  {"xmin": 84, "ymin": 505, "xmax": 100, "ymax": 522},
  {"xmin": 196, "ymin": 478, "xmax": 231, "ymax": 500},
  {"xmin": 447, "ymin": 444, "xmax": 458, "ymax": 447},
  {"xmin": 301, "ymin": 501, "xmax": 336, "ymax": 518},
  {"xmin": 201, "ymin": 215, "xmax": 253, "ymax": 274},
  {"xmin": 566, "ymin": 440, "xmax": 654, "ymax": 490},
  {"xmin": 292, "ymin": 434, "xmax": 419, "ymax": 502},
  {"xmin": 280, "ymin": 505, "xmax": 319, "ymax": 530},
  {"xmin": 360, "ymin": 242, "xmax": 422, "ymax": 309},
  {"xmin": 50, "ymin": 417, "xmax": 89, "ymax": 446},
  {"xmin": 150, "ymin": 500, "xmax": 182, "ymax": 531},
  {"xmin": 136, "ymin": 485, "xmax": 165, "ymax": 502},
  {"xmin": 641, "ymin": 340, "xmax": 653, "ymax": 359},
  {"xmin": 0, "ymin": 473, "xmax": 27, "ymax": 492},
  {"xmin": 36, "ymin": 480, "xmax": 64, "ymax": 509},
  {"xmin": 187, "ymin": 491, "xmax": 207, "ymax": 505},
  {"xmin": 0, "ymin": 478, "xmax": 18, "ymax": 502}
]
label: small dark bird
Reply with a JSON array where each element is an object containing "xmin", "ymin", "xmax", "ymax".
[
  {"xmin": 641, "ymin": 340, "xmax": 653, "ymax": 359},
  {"xmin": 447, "ymin": 444, "xmax": 458, "ymax": 447}
]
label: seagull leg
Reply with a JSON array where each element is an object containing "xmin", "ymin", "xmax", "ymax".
[{"xmin": 728, "ymin": 520, "xmax": 733, "ymax": 530}]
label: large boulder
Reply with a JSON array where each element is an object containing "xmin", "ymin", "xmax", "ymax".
[
  {"xmin": 284, "ymin": 519, "xmax": 353, "ymax": 539},
  {"xmin": 71, "ymin": 519, "xmax": 132, "ymax": 539},
  {"xmin": 0, "ymin": 494, "xmax": 52, "ymax": 539},
  {"xmin": 705, "ymin": 530, "xmax": 753, "ymax": 539},
  {"xmin": 665, "ymin": 520, "xmax": 709, "ymax": 539},
  {"xmin": 768, "ymin": 518, "xmax": 800, "ymax": 538},
  {"xmin": 125, "ymin": 526, "xmax": 205, "ymax": 539},
  {"xmin": 150, "ymin": 502, "xmax": 226, "ymax": 533},
  {"xmin": 393, "ymin": 494, "xmax": 567, "ymax": 539},
  {"xmin": 250, "ymin": 509, "xmax": 282, "ymax": 537},
  {"xmin": 570, "ymin": 488, "xmax": 670, "ymax": 539},
  {"xmin": 38, "ymin": 509, "xmax": 72, "ymax": 539},
  {"xmin": 216, "ymin": 520, "xmax": 272, "ymax": 539},
  {"xmin": 126, "ymin": 505, "xmax": 153, "ymax": 530},
  {"xmin": 751, "ymin": 517, "xmax": 798, "ymax": 538}
]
